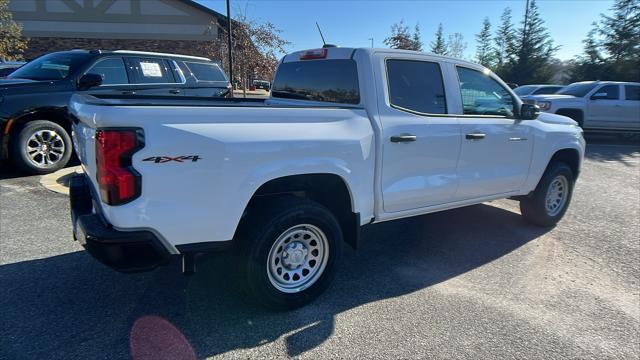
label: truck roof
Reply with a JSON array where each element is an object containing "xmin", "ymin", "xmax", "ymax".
[
  {"xmin": 283, "ymin": 47, "xmax": 486, "ymax": 70},
  {"xmin": 570, "ymin": 80, "xmax": 640, "ymax": 86}
]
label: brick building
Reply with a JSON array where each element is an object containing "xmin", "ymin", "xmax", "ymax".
[{"xmin": 9, "ymin": 0, "xmax": 227, "ymax": 60}]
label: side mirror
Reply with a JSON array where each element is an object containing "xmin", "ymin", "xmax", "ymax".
[
  {"xmin": 77, "ymin": 73, "xmax": 103, "ymax": 90},
  {"xmin": 591, "ymin": 92, "xmax": 608, "ymax": 100},
  {"xmin": 520, "ymin": 103, "xmax": 540, "ymax": 120}
]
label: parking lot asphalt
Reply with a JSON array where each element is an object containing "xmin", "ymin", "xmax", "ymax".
[{"xmin": 1, "ymin": 137, "xmax": 639, "ymax": 360}]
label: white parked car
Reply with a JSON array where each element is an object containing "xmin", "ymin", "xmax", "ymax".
[
  {"xmin": 69, "ymin": 47, "xmax": 585, "ymax": 309},
  {"xmin": 530, "ymin": 81, "xmax": 640, "ymax": 132},
  {"xmin": 513, "ymin": 84, "xmax": 564, "ymax": 100}
]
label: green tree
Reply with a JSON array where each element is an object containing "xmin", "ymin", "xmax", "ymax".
[
  {"xmin": 598, "ymin": 0, "xmax": 640, "ymax": 80},
  {"xmin": 599, "ymin": 0, "xmax": 640, "ymax": 62},
  {"xmin": 384, "ymin": 20, "xmax": 422, "ymax": 51},
  {"xmin": 0, "ymin": 0, "xmax": 28, "ymax": 60},
  {"xmin": 384, "ymin": 20, "xmax": 413, "ymax": 50},
  {"xmin": 570, "ymin": 23, "xmax": 606, "ymax": 81},
  {"xmin": 475, "ymin": 17, "xmax": 494, "ymax": 67},
  {"xmin": 493, "ymin": 7, "xmax": 517, "ymax": 76},
  {"xmin": 430, "ymin": 23, "xmax": 447, "ymax": 55},
  {"xmin": 411, "ymin": 23, "xmax": 423, "ymax": 51},
  {"xmin": 505, "ymin": 0, "xmax": 559, "ymax": 84}
]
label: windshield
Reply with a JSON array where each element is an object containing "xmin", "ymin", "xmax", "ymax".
[
  {"xmin": 9, "ymin": 53, "xmax": 91, "ymax": 81},
  {"xmin": 557, "ymin": 83, "xmax": 598, "ymax": 97},
  {"xmin": 513, "ymin": 85, "xmax": 536, "ymax": 96}
]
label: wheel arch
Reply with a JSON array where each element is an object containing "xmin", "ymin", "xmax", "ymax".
[
  {"xmin": 237, "ymin": 173, "xmax": 362, "ymax": 249},
  {"xmin": 6, "ymin": 108, "xmax": 71, "ymax": 150},
  {"xmin": 548, "ymin": 148, "xmax": 581, "ymax": 179}
]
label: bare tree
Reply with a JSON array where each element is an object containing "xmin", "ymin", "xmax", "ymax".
[
  {"xmin": 0, "ymin": 0, "xmax": 28, "ymax": 60},
  {"xmin": 447, "ymin": 33, "xmax": 467, "ymax": 58},
  {"xmin": 203, "ymin": 10, "xmax": 289, "ymax": 94}
]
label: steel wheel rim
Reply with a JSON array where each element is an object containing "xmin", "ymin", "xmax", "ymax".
[
  {"xmin": 267, "ymin": 224, "xmax": 329, "ymax": 293},
  {"xmin": 545, "ymin": 174, "xmax": 569, "ymax": 216},
  {"xmin": 26, "ymin": 129, "xmax": 65, "ymax": 168}
]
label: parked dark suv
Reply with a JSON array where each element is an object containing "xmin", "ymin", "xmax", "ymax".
[{"xmin": 0, "ymin": 50, "xmax": 230, "ymax": 174}]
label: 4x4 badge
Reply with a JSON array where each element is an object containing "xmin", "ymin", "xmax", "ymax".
[{"xmin": 142, "ymin": 155, "xmax": 201, "ymax": 163}]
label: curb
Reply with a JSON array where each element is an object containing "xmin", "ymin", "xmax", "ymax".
[{"xmin": 39, "ymin": 166, "xmax": 82, "ymax": 196}]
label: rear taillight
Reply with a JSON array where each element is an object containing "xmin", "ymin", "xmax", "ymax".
[
  {"xmin": 300, "ymin": 48, "xmax": 327, "ymax": 60},
  {"xmin": 95, "ymin": 128, "xmax": 144, "ymax": 205}
]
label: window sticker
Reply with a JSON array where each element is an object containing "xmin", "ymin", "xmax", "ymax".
[{"xmin": 140, "ymin": 62, "xmax": 162, "ymax": 77}]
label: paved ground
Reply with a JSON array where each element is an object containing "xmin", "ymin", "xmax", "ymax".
[{"xmin": 1, "ymin": 136, "xmax": 638, "ymax": 359}]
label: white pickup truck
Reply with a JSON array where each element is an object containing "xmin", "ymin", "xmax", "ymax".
[
  {"xmin": 69, "ymin": 47, "xmax": 585, "ymax": 309},
  {"xmin": 530, "ymin": 81, "xmax": 640, "ymax": 132}
]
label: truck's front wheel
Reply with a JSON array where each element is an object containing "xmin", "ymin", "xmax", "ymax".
[
  {"xmin": 237, "ymin": 197, "xmax": 342, "ymax": 309},
  {"xmin": 520, "ymin": 162, "xmax": 574, "ymax": 227}
]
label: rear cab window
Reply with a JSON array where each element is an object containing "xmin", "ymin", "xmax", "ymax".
[
  {"xmin": 386, "ymin": 59, "xmax": 447, "ymax": 114},
  {"xmin": 271, "ymin": 56, "xmax": 360, "ymax": 104}
]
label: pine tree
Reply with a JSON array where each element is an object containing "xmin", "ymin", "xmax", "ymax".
[
  {"xmin": 430, "ymin": 23, "xmax": 447, "ymax": 55},
  {"xmin": 493, "ymin": 7, "xmax": 516, "ymax": 73},
  {"xmin": 505, "ymin": 0, "xmax": 559, "ymax": 84},
  {"xmin": 599, "ymin": 0, "xmax": 640, "ymax": 63},
  {"xmin": 570, "ymin": 23, "xmax": 606, "ymax": 81},
  {"xmin": 0, "ymin": 0, "xmax": 28, "ymax": 60},
  {"xmin": 384, "ymin": 20, "xmax": 413, "ymax": 50},
  {"xmin": 475, "ymin": 17, "xmax": 493, "ymax": 67},
  {"xmin": 410, "ymin": 23, "xmax": 423, "ymax": 51}
]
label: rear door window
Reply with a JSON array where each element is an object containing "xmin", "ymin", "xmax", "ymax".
[
  {"xmin": 386, "ymin": 59, "xmax": 447, "ymax": 114},
  {"xmin": 185, "ymin": 62, "xmax": 227, "ymax": 82},
  {"xmin": 86, "ymin": 58, "xmax": 129, "ymax": 85},
  {"xmin": 271, "ymin": 59, "xmax": 360, "ymax": 104},
  {"xmin": 625, "ymin": 85, "xmax": 640, "ymax": 101},
  {"xmin": 128, "ymin": 58, "xmax": 175, "ymax": 84}
]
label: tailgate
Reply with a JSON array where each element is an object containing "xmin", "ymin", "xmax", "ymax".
[{"xmin": 70, "ymin": 95, "xmax": 99, "ymax": 185}]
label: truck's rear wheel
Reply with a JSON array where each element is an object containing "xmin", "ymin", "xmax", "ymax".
[
  {"xmin": 10, "ymin": 120, "xmax": 72, "ymax": 174},
  {"xmin": 520, "ymin": 162, "xmax": 574, "ymax": 227},
  {"xmin": 236, "ymin": 197, "xmax": 342, "ymax": 309}
]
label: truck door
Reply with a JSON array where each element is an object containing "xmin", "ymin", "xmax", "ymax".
[
  {"xmin": 587, "ymin": 84, "xmax": 626, "ymax": 129},
  {"xmin": 378, "ymin": 57, "xmax": 462, "ymax": 213},
  {"xmin": 453, "ymin": 66, "xmax": 534, "ymax": 200},
  {"xmin": 621, "ymin": 85, "xmax": 640, "ymax": 131}
]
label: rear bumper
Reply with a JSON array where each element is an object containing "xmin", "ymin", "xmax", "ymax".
[{"xmin": 69, "ymin": 173, "xmax": 170, "ymax": 272}]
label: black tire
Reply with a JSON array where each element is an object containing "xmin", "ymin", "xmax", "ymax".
[
  {"xmin": 520, "ymin": 162, "xmax": 574, "ymax": 227},
  {"xmin": 10, "ymin": 120, "xmax": 72, "ymax": 175},
  {"xmin": 235, "ymin": 197, "xmax": 343, "ymax": 310}
]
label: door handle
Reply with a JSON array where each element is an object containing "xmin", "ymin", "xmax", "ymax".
[
  {"xmin": 465, "ymin": 133, "xmax": 486, "ymax": 140},
  {"xmin": 390, "ymin": 134, "xmax": 417, "ymax": 143},
  {"xmin": 169, "ymin": 89, "xmax": 181, "ymax": 94},
  {"xmin": 121, "ymin": 90, "xmax": 136, "ymax": 95}
]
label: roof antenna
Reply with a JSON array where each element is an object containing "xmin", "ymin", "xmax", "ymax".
[
  {"xmin": 315, "ymin": 22, "xmax": 336, "ymax": 48},
  {"xmin": 316, "ymin": 22, "xmax": 326, "ymax": 46}
]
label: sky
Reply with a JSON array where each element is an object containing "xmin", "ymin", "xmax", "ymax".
[{"xmin": 195, "ymin": 0, "xmax": 616, "ymax": 61}]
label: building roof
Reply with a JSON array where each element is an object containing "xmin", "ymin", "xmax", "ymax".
[{"xmin": 9, "ymin": 0, "xmax": 232, "ymax": 41}]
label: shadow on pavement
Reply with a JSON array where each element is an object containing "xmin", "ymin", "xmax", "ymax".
[
  {"xmin": 0, "ymin": 204, "xmax": 549, "ymax": 359},
  {"xmin": 585, "ymin": 136, "xmax": 640, "ymax": 166}
]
